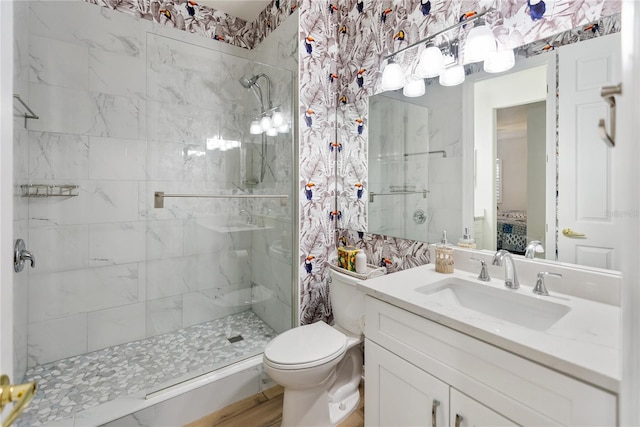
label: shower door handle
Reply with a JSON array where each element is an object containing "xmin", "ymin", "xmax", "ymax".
[{"xmin": 14, "ymin": 239, "xmax": 35, "ymax": 273}]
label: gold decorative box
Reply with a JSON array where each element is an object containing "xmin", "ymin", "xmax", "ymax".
[{"xmin": 337, "ymin": 246, "xmax": 359, "ymax": 272}]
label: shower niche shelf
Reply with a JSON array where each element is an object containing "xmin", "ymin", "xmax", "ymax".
[{"xmin": 21, "ymin": 184, "xmax": 79, "ymax": 198}]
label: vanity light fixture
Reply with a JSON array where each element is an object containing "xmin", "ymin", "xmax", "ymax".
[
  {"xmin": 260, "ymin": 115, "xmax": 274, "ymax": 132},
  {"xmin": 381, "ymin": 58, "xmax": 405, "ymax": 91},
  {"xmin": 271, "ymin": 110, "xmax": 285, "ymax": 127},
  {"xmin": 416, "ymin": 44, "xmax": 445, "ymax": 78},
  {"xmin": 250, "ymin": 120, "xmax": 262, "ymax": 134},
  {"xmin": 483, "ymin": 46, "xmax": 515, "ymax": 73},
  {"xmin": 464, "ymin": 19, "xmax": 497, "ymax": 64},
  {"xmin": 439, "ymin": 63, "xmax": 465, "ymax": 86},
  {"xmin": 382, "ymin": 8, "xmax": 508, "ymax": 93},
  {"xmin": 403, "ymin": 75, "xmax": 426, "ymax": 97}
]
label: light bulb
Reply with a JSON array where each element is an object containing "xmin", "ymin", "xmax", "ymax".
[
  {"xmin": 483, "ymin": 48, "xmax": 515, "ymax": 73},
  {"xmin": 381, "ymin": 60, "xmax": 405, "ymax": 91},
  {"xmin": 260, "ymin": 116, "xmax": 273, "ymax": 131},
  {"xmin": 464, "ymin": 23, "xmax": 496, "ymax": 63},
  {"xmin": 266, "ymin": 127, "xmax": 278, "ymax": 136},
  {"xmin": 439, "ymin": 64, "xmax": 465, "ymax": 86},
  {"xmin": 416, "ymin": 45, "xmax": 445, "ymax": 78},
  {"xmin": 403, "ymin": 75, "xmax": 425, "ymax": 97},
  {"xmin": 272, "ymin": 111, "xmax": 285, "ymax": 127},
  {"xmin": 249, "ymin": 120, "xmax": 262, "ymax": 134},
  {"xmin": 277, "ymin": 123, "xmax": 290, "ymax": 133}
]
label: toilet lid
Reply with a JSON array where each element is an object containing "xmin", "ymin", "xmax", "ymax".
[{"xmin": 264, "ymin": 321, "xmax": 347, "ymax": 367}]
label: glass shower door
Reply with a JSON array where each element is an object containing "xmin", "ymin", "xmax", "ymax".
[{"xmin": 142, "ymin": 34, "xmax": 294, "ymax": 393}]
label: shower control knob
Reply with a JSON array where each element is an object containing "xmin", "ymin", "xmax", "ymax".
[
  {"xmin": 413, "ymin": 209, "xmax": 427, "ymax": 224},
  {"xmin": 14, "ymin": 239, "xmax": 35, "ymax": 273}
]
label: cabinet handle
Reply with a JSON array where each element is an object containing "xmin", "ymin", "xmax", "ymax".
[
  {"xmin": 431, "ymin": 399, "xmax": 440, "ymax": 427},
  {"xmin": 455, "ymin": 414, "xmax": 463, "ymax": 427}
]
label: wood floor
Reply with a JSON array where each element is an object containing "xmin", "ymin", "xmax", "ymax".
[{"xmin": 186, "ymin": 384, "xmax": 364, "ymax": 427}]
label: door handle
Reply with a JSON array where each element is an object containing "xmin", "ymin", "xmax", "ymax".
[
  {"xmin": 598, "ymin": 83, "xmax": 622, "ymax": 146},
  {"xmin": 0, "ymin": 374, "xmax": 37, "ymax": 427},
  {"xmin": 14, "ymin": 239, "xmax": 35, "ymax": 273},
  {"xmin": 455, "ymin": 414, "xmax": 464, "ymax": 427},
  {"xmin": 431, "ymin": 399, "xmax": 440, "ymax": 427},
  {"xmin": 562, "ymin": 228, "xmax": 586, "ymax": 238}
]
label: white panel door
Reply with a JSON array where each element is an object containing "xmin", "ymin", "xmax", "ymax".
[
  {"xmin": 558, "ymin": 33, "xmax": 621, "ymax": 270},
  {"xmin": 450, "ymin": 389, "xmax": 516, "ymax": 427},
  {"xmin": 365, "ymin": 339, "xmax": 449, "ymax": 427}
]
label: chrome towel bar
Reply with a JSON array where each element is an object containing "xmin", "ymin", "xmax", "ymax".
[
  {"xmin": 13, "ymin": 94, "xmax": 39, "ymax": 128},
  {"xmin": 154, "ymin": 191, "xmax": 289, "ymax": 208}
]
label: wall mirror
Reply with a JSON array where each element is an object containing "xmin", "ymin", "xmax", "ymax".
[{"xmin": 362, "ymin": 21, "xmax": 622, "ymax": 271}]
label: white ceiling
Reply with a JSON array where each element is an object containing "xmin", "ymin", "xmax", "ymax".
[{"xmin": 199, "ymin": 1, "xmax": 272, "ymax": 22}]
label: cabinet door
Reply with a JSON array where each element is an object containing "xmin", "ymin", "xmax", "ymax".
[
  {"xmin": 450, "ymin": 389, "xmax": 517, "ymax": 427},
  {"xmin": 365, "ymin": 339, "xmax": 449, "ymax": 427}
]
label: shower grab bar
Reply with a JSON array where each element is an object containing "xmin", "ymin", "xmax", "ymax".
[
  {"xmin": 404, "ymin": 150, "xmax": 447, "ymax": 158},
  {"xmin": 369, "ymin": 190, "xmax": 428, "ymax": 203},
  {"xmin": 154, "ymin": 191, "xmax": 288, "ymax": 208},
  {"xmin": 13, "ymin": 94, "xmax": 39, "ymax": 128}
]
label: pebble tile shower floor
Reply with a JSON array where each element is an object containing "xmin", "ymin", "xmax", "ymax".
[{"xmin": 18, "ymin": 310, "xmax": 277, "ymax": 426}]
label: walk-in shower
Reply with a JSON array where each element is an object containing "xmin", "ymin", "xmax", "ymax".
[{"xmin": 12, "ymin": 2, "xmax": 295, "ymax": 425}]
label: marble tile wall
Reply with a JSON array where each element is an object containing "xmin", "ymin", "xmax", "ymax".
[
  {"xmin": 24, "ymin": 0, "xmax": 294, "ymax": 369},
  {"xmin": 297, "ymin": 0, "xmax": 622, "ymax": 323}
]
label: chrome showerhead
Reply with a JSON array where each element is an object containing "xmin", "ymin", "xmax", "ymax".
[
  {"xmin": 239, "ymin": 73, "xmax": 272, "ymax": 110},
  {"xmin": 239, "ymin": 75, "xmax": 259, "ymax": 89}
]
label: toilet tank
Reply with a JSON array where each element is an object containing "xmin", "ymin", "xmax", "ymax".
[{"xmin": 329, "ymin": 269, "xmax": 365, "ymax": 336}]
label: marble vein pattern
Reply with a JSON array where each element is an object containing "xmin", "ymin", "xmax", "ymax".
[
  {"xmin": 84, "ymin": 0, "xmax": 298, "ymax": 49},
  {"xmin": 18, "ymin": 311, "xmax": 276, "ymax": 427},
  {"xmin": 297, "ymin": 0, "xmax": 621, "ymax": 324}
]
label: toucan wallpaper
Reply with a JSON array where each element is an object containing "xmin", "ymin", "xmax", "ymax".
[{"xmin": 298, "ymin": 0, "xmax": 621, "ymax": 325}]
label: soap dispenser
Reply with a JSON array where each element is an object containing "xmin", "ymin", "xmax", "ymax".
[
  {"xmin": 435, "ymin": 231, "xmax": 454, "ymax": 274},
  {"xmin": 458, "ymin": 226, "xmax": 476, "ymax": 249}
]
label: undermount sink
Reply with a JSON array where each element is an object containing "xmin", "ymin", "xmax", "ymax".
[{"xmin": 416, "ymin": 277, "xmax": 571, "ymax": 331}]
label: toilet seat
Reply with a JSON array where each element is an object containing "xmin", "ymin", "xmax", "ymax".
[{"xmin": 264, "ymin": 321, "xmax": 347, "ymax": 370}]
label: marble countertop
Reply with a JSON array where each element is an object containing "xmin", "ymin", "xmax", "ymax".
[{"xmin": 357, "ymin": 263, "xmax": 620, "ymax": 393}]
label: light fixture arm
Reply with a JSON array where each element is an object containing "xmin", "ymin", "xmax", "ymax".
[{"xmin": 383, "ymin": 8, "xmax": 494, "ymax": 61}]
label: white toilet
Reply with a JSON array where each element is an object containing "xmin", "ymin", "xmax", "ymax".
[{"xmin": 263, "ymin": 268, "xmax": 364, "ymax": 427}]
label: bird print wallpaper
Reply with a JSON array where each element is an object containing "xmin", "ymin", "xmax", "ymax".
[
  {"xmin": 85, "ymin": 0, "xmax": 299, "ymax": 49},
  {"xmin": 298, "ymin": 0, "xmax": 621, "ymax": 324}
]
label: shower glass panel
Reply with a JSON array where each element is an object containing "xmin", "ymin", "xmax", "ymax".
[{"xmin": 143, "ymin": 35, "xmax": 294, "ymax": 393}]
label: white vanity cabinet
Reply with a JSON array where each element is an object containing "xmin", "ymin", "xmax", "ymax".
[{"xmin": 364, "ymin": 296, "xmax": 617, "ymax": 426}]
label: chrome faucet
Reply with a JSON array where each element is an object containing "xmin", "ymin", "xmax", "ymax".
[
  {"xmin": 492, "ymin": 249, "xmax": 519, "ymax": 289},
  {"xmin": 525, "ymin": 240, "xmax": 545, "ymax": 259},
  {"xmin": 533, "ymin": 272, "xmax": 562, "ymax": 296},
  {"xmin": 238, "ymin": 209, "xmax": 254, "ymax": 225}
]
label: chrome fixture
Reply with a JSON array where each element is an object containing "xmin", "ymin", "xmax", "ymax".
[
  {"xmin": 369, "ymin": 189, "xmax": 428, "ymax": 203},
  {"xmin": 470, "ymin": 257, "xmax": 491, "ymax": 281},
  {"xmin": 239, "ymin": 209, "xmax": 254, "ymax": 225},
  {"xmin": 239, "ymin": 72, "xmax": 289, "ymax": 183},
  {"xmin": 14, "ymin": 239, "xmax": 35, "ymax": 273},
  {"xmin": 598, "ymin": 83, "xmax": 622, "ymax": 146},
  {"xmin": 13, "ymin": 94, "xmax": 39, "ymax": 128},
  {"xmin": 380, "ymin": 8, "xmax": 513, "ymax": 92},
  {"xmin": 153, "ymin": 191, "xmax": 289, "ymax": 209},
  {"xmin": 492, "ymin": 249, "xmax": 519, "ymax": 289},
  {"xmin": 524, "ymin": 240, "xmax": 545, "ymax": 259},
  {"xmin": 533, "ymin": 271, "xmax": 563, "ymax": 296},
  {"xmin": 21, "ymin": 184, "xmax": 78, "ymax": 198},
  {"xmin": 413, "ymin": 209, "xmax": 427, "ymax": 225}
]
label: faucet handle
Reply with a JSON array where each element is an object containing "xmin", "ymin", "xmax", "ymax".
[
  {"xmin": 533, "ymin": 271, "xmax": 562, "ymax": 296},
  {"xmin": 525, "ymin": 240, "xmax": 545, "ymax": 259},
  {"xmin": 470, "ymin": 257, "xmax": 491, "ymax": 282}
]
